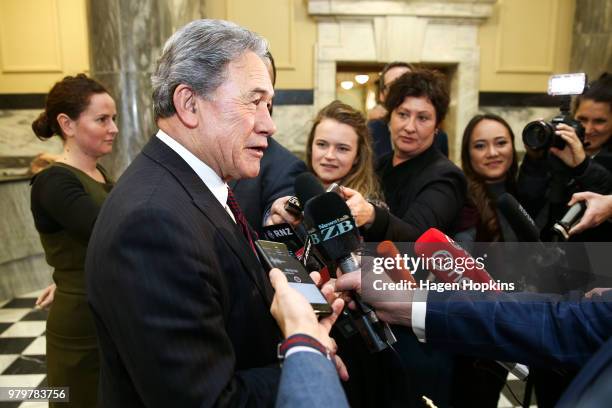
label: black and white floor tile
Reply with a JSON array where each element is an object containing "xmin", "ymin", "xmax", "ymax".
[{"xmin": 0, "ymin": 289, "xmax": 47, "ymax": 408}]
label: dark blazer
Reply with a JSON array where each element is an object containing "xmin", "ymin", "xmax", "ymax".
[
  {"xmin": 517, "ymin": 143, "xmax": 612, "ymax": 242},
  {"xmin": 425, "ymin": 290, "xmax": 612, "ymax": 368},
  {"xmin": 86, "ymin": 136, "xmax": 282, "ymax": 407},
  {"xmin": 229, "ymin": 138, "xmax": 306, "ymax": 234},
  {"xmin": 365, "ymin": 146, "xmax": 467, "ymax": 242}
]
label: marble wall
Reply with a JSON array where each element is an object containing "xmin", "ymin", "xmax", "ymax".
[
  {"xmin": 571, "ymin": 0, "xmax": 612, "ymax": 78},
  {"xmin": 0, "ymin": 109, "xmax": 63, "ymax": 178},
  {"xmin": 87, "ymin": 0, "xmax": 206, "ymax": 179},
  {"xmin": 0, "ymin": 179, "xmax": 53, "ymax": 301},
  {"xmin": 0, "ymin": 110, "xmax": 63, "ymax": 155},
  {"xmin": 475, "ymin": 106, "xmax": 559, "ymax": 157},
  {"xmin": 271, "ymin": 105, "xmax": 315, "ymax": 159}
]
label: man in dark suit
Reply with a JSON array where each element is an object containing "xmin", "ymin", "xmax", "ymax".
[{"xmin": 86, "ymin": 20, "xmax": 283, "ymax": 407}]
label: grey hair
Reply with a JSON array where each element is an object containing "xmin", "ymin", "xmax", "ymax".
[{"xmin": 152, "ymin": 19, "xmax": 268, "ymax": 119}]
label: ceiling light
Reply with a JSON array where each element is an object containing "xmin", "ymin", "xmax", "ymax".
[
  {"xmin": 340, "ymin": 80, "xmax": 354, "ymax": 90},
  {"xmin": 355, "ymin": 74, "xmax": 369, "ymax": 84}
]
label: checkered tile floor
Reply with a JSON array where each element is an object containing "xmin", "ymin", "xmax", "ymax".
[
  {"xmin": 0, "ymin": 289, "xmax": 48, "ymax": 408},
  {"xmin": 0, "ymin": 289, "xmax": 532, "ymax": 408}
]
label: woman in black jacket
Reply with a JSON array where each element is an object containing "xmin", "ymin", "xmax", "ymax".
[
  {"xmin": 343, "ymin": 69, "xmax": 466, "ymax": 242},
  {"xmin": 341, "ymin": 68, "xmax": 466, "ymax": 408}
]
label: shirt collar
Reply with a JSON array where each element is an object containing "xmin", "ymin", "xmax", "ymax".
[{"xmin": 155, "ymin": 129, "xmax": 228, "ymax": 206}]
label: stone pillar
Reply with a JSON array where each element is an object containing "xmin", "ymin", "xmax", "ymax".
[
  {"xmin": 570, "ymin": 0, "xmax": 612, "ymax": 79},
  {"xmin": 86, "ymin": 0, "xmax": 206, "ymax": 178}
]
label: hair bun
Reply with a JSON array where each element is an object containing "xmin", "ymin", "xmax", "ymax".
[{"xmin": 31, "ymin": 111, "xmax": 54, "ymax": 140}]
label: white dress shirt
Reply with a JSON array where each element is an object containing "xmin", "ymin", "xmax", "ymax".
[{"xmin": 156, "ymin": 129, "xmax": 236, "ymax": 223}]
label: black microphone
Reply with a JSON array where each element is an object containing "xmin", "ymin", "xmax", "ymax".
[
  {"xmin": 302, "ymin": 192, "xmax": 361, "ymax": 271},
  {"xmin": 295, "ymin": 172, "xmax": 326, "ymax": 209},
  {"xmin": 495, "ymin": 193, "xmax": 572, "ymax": 292},
  {"xmin": 303, "ymin": 191, "xmax": 397, "ymax": 353},
  {"xmin": 552, "ymin": 202, "xmax": 587, "ymax": 240},
  {"xmin": 496, "ymin": 193, "xmax": 540, "ymax": 242}
]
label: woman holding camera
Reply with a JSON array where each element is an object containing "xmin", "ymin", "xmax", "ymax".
[
  {"xmin": 518, "ymin": 72, "xmax": 612, "ymax": 242},
  {"xmin": 517, "ymin": 73, "xmax": 612, "ymax": 406}
]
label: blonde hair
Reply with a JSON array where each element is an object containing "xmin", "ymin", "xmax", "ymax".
[{"xmin": 306, "ymin": 100, "xmax": 382, "ymax": 200}]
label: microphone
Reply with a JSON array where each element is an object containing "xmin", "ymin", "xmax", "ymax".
[
  {"xmin": 495, "ymin": 193, "xmax": 540, "ymax": 242},
  {"xmin": 302, "ymin": 191, "xmax": 397, "ymax": 352},
  {"xmin": 302, "ymin": 192, "xmax": 361, "ymax": 272},
  {"xmin": 495, "ymin": 192, "xmax": 566, "ymax": 267},
  {"xmin": 295, "ymin": 172, "xmax": 326, "ymax": 209},
  {"xmin": 283, "ymin": 171, "xmax": 327, "ymax": 218},
  {"xmin": 414, "ymin": 228, "xmax": 496, "ymax": 287},
  {"xmin": 552, "ymin": 202, "xmax": 587, "ymax": 241},
  {"xmin": 415, "ymin": 228, "xmax": 529, "ymax": 380},
  {"xmin": 376, "ymin": 241, "xmax": 416, "ymax": 284}
]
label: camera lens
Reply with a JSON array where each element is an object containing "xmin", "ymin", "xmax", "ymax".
[{"xmin": 522, "ymin": 121, "xmax": 553, "ymax": 150}]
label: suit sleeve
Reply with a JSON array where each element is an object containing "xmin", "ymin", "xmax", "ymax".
[
  {"xmin": 275, "ymin": 352, "xmax": 349, "ymax": 408},
  {"xmin": 96, "ymin": 205, "xmax": 279, "ymax": 407},
  {"xmin": 259, "ymin": 142, "xmax": 307, "ymax": 223},
  {"xmin": 364, "ymin": 167, "xmax": 467, "ymax": 241},
  {"xmin": 425, "ymin": 290, "xmax": 612, "ymax": 368}
]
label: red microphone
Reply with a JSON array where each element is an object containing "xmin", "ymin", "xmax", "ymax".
[
  {"xmin": 415, "ymin": 228, "xmax": 528, "ymax": 377},
  {"xmin": 376, "ymin": 241, "xmax": 416, "ymax": 284},
  {"xmin": 414, "ymin": 228, "xmax": 495, "ymax": 287}
]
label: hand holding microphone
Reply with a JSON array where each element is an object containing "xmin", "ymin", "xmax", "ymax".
[
  {"xmin": 567, "ymin": 192, "xmax": 612, "ymax": 236},
  {"xmin": 340, "ymin": 186, "xmax": 376, "ymax": 227},
  {"xmin": 264, "ymin": 196, "xmax": 302, "ymax": 227}
]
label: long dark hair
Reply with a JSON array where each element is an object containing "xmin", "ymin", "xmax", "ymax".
[{"xmin": 461, "ymin": 113, "xmax": 518, "ymax": 241}]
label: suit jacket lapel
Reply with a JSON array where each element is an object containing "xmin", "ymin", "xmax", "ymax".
[{"xmin": 142, "ymin": 137, "xmax": 274, "ymax": 303}]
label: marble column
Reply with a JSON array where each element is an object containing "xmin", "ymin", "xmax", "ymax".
[
  {"xmin": 86, "ymin": 0, "xmax": 206, "ymax": 178},
  {"xmin": 570, "ymin": 0, "xmax": 612, "ymax": 80}
]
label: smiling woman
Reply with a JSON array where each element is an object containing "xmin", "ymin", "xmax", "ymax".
[
  {"xmin": 306, "ymin": 100, "xmax": 381, "ymax": 200},
  {"xmin": 456, "ymin": 113, "xmax": 518, "ymax": 242},
  {"xmin": 517, "ymin": 72, "xmax": 612, "ymax": 243}
]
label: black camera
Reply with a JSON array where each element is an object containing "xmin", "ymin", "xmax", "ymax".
[
  {"xmin": 522, "ymin": 73, "xmax": 587, "ymax": 151},
  {"xmin": 522, "ymin": 115, "xmax": 585, "ymax": 150}
]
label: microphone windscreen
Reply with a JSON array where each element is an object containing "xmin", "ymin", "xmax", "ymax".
[
  {"xmin": 415, "ymin": 228, "xmax": 495, "ymax": 286},
  {"xmin": 295, "ymin": 173, "xmax": 325, "ymax": 209},
  {"xmin": 376, "ymin": 241, "xmax": 416, "ymax": 284},
  {"xmin": 303, "ymin": 192, "xmax": 360, "ymax": 261},
  {"xmin": 496, "ymin": 193, "xmax": 540, "ymax": 242}
]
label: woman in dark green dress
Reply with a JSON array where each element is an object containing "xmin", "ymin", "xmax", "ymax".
[{"xmin": 30, "ymin": 74, "xmax": 117, "ymax": 407}]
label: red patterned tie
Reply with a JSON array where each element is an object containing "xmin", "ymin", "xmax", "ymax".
[{"xmin": 226, "ymin": 187, "xmax": 257, "ymax": 256}]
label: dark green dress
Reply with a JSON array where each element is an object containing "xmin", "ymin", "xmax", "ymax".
[{"xmin": 30, "ymin": 163, "xmax": 113, "ymax": 407}]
